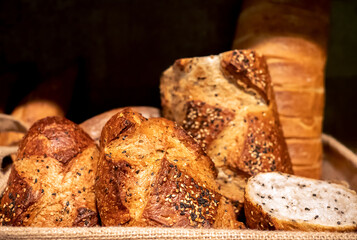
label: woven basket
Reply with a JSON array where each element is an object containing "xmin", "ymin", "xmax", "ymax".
[{"xmin": 0, "ymin": 113, "xmax": 356, "ymax": 239}]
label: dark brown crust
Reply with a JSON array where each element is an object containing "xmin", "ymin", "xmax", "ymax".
[
  {"xmin": 229, "ymin": 112, "xmax": 293, "ymax": 175},
  {"xmin": 182, "ymin": 101, "xmax": 235, "ymax": 151},
  {"xmin": 72, "ymin": 208, "xmax": 99, "ymax": 227},
  {"xmin": 0, "ymin": 167, "xmax": 41, "ymax": 226},
  {"xmin": 17, "ymin": 116, "xmax": 94, "ymax": 164},
  {"xmin": 95, "ymin": 158, "xmax": 132, "ymax": 226},
  {"xmin": 220, "ymin": 50, "xmax": 272, "ymax": 104},
  {"xmin": 142, "ymin": 159, "xmax": 220, "ymax": 228}
]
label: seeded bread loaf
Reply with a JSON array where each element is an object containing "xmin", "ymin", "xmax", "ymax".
[
  {"xmin": 80, "ymin": 106, "xmax": 160, "ymax": 145},
  {"xmin": 245, "ymin": 172, "xmax": 357, "ymax": 232},
  {"xmin": 160, "ymin": 49, "xmax": 293, "ymax": 205},
  {"xmin": 96, "ymin": 108, "xmax": 245, "ymax": 229},
  {"xmin": 0, "ymin": 116, "xmax": 99, "ymax": 226}
]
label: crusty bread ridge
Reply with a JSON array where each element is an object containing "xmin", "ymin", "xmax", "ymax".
[
  {"xmin": 95, "ymin": 108, "xmax": 245, "ymax": 229},
  {"xmin": 80, "ymin": 106, "xmax": 160, "ymax": 145},
  {"xmin": 0, "ymin": 116, "xmax": 99, "ymax": 227},
  {"xmin": 160, "ymin": 49, "xmax": 293, "ymax": 205},
  {"xmin": 244, "ymin": 172, "xmax": 357, "ymax": 232}
]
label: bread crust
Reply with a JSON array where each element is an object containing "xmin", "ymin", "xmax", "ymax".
[
  {"xmin": 96, "ymin": 108, "xmax": 243, "ymax": 228},
  {"xmin": 280, "ymin": 116, "xmax": 323, "ymax": 138},
  {"xmin": 286, "ymin": 138, "xmax": 323, "ymax": 167},
  {"xmin": 160, "ymin": 50, "xmax": 293, "ymax": 178},
  {"xmin": 274, "ymin": 87, "xmax": 324, "ymax": 118},
  {"xmin": 0, "ymin": 116, "xmax": 99, "ymax": 226},
  {"xmin": 80, "ymin": 106, "xmax": 160, "ymax": 145}
]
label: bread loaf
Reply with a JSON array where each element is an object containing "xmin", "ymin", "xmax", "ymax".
[
  {"xmin": 244, "ymin": 172, "xmax": 357, "ymax": 232},
  {"xmin": 160, "ymin": 50, "xmax": 293, "ymax": 204},
  {"xmin": 95, "ymin": 108, "xmax": 244, "ymax": 229},
  {"xmin": 0, "ymin": 116, "xmax": 99, "ymax": 226},
  {"xmin": 80, "ymin": 106, "xmax": 160, "ymax": 145},
  {"xmin": 232, "ymin": 0, "xmax": 330, "ymax": 179},
  {"xmin": 0, "ymin": 67, "xmax": 76, "ymax": 158}
]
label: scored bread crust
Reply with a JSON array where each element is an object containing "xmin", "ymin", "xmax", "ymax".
[
  {"xmin": 160, "ymin": 50, "xmax": 293, "ymax": 204},
  {"xmin": 96, "ymin": 108, "xmax": 244, "ymax": 229},
  {"xmin": 80, "ymin": 106, "xmax": 160, "ymax": 145},
  {"xmin": 244, "ymin": 172, "xmax": 357, "ymax": 232},
  {"xmin": 0, "ymin": 116, "xmax": 99, "ymax": 227}
]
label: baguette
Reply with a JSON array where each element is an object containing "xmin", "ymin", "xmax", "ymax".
[
  {"xmin": 244, "ymin": 172, "xmax": 357, "ymax": 232},
  {"xmin": 95, "ymin": 108, "xmax": 244, "ymax": 229},
  {"xmin": 0, "ymin": 116, "xmax": 99, "ymax": 226}
]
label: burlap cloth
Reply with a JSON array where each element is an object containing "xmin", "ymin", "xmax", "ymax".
[
  {"xmin": 0, "ymin": 114, "xmax": 356, "ymax": 239},
  {"xmin": 0, "ymin": 227, "xmax": 356, "ymax": 240}
]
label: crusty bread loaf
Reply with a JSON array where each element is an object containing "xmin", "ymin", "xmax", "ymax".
[
  {"xmin": 96, "ymin": 108, "xmax": 244, "ymax": 229},
  {"xmin": 0, "ymin": 67, "xmax": 76, "ymax": 158},
  {"xmin": 0, "ymin": 116, "xmax": 99, "ymax": 226},
  {"xmin": 245, "ymin": 172, "xmax": 357, "ymax": 232},
  {"xmin": 160, "ymin": 50, "xmax": 293, "ymax": 205},
  {"xmin": 232, "ymin": 0, "xmax": 330, "ymax": 179},
  {"xmin": 80, "ymin": 106, "xmax": 160, "ymax": 145}
]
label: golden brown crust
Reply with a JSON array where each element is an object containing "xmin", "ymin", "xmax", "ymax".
[
  {"xmin": 0, "ymin": 167, "xmax": 41, "ymax": 226},
  {"xmin": 141, "ymin": 159, "xmax": 220, "ymax": 228},
  {"xmin": 231, "ymin": 112, "xmax": 293, "ymax": 175},
  {"xmin": 213, "ymin": 197, "xmax": 246, "ymax": 229},
  {"xmin": 96, "ymin": 108, "xmax": 242, "ymax": 228},
  {"xmin": 80, "ymin": 106, "xmax": 160, "ymax": 145},
  {"xmin": 220, "ymin": 50, "xmax": 271, "ymax": 104},
  {"xmin": 244, "ymin": 191, "xmax": 276, "ymax": 230},
  {"xmin": 160, "ymin": 50, "xmax": 292, "ymax": 179},
  {"xmin": 0, "ymin": 116, "xmax": 99, "ymax": 227},
  {"xmin": 0, "ymin": 67, "xmax": 76, "ymax": 158},
  {"xmin": 292, "ymin": 161, "xmax": 322, "ymax": 180},
  {"xmin": 274, "ymin": 88, "xmax": 324, "ymax": 118},
  {"xmin": 266, "ymin": 59, "xmax": 324, "ymax": 89},
  {"xmin": 160, "ymin": 50, "xmax": 293, "ymax": 214},
  {"xmin": 286, "ymin": 138, "xmax": 323, "ymax": 167},
  {"xmin": 280, "ymin": 116, "xmax": 323, "ymax": 138},
  {"xmin": 17, "ymin": 116, "xmax": 94, "ymax": 165},
  {"xmin": 95, "ymin": 158, "xmax": 132, "ymax": 226}
]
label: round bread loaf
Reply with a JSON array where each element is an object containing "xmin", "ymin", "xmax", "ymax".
[{"xmin": 0, "ymin": 116, "xmax": 99, "ymax": 227}]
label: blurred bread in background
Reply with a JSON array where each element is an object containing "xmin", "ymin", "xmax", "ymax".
[
  {"xmin": 233, "ymin": 0, "xmax": 331, "ymax": 178},
  {"xmin": 0, "ymin": 66, "xmax": 77, "ymax": 160}
]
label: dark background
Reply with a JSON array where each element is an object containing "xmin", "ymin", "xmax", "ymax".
[{"xmin": 0, "ymin": 0, "xmax": 356, "ymax": 151}]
